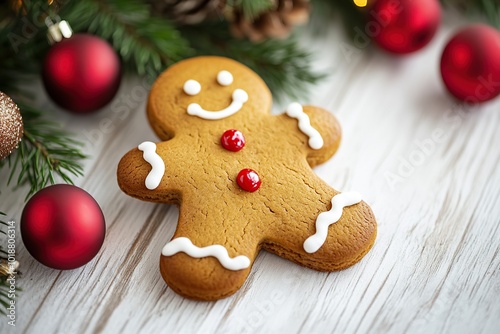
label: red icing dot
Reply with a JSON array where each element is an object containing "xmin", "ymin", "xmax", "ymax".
[
  {"xmin": 221, "ymin": 129, "xmax": 246, "ymax": 152},
  {"xmin": 237, "ymin": 169, "xmax": 261, "ymax": 192}
]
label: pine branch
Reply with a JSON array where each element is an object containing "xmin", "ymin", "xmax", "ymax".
[
  {"xmin": 181, "ymin": 22, "xmax": 325, "ymax": 101},
  {"xmin": 227, "ymin": 0, "xmax": 275, "ymax": 19},
  {"xmin": 1, "ymin": 103, "xmax": 87, "ymax": 199},
  {"xmin": 58, "ymin": 0, "xmax": 192, "ymax": 75}
]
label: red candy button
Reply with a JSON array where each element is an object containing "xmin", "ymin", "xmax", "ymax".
[
  {"xmin": 237, "ymin": 169, "xmax": 261, "ymax": 192},
  {"xmin": 221, "ymin": 129, "xmax": 246, "ymax": 152}
]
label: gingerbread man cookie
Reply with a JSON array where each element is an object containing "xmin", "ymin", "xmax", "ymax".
[{"xmin": 117, "ymin": 56, "xmax": 377, "ymax": 300}]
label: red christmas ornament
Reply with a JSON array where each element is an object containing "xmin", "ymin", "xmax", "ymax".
[
  {"xmin": 370, "ymin": 0, "xmax": 441, "ymax": 54},
  {"xmin": 237, "ymin": 169, "xmax": 261, "ymax": 192},
  {"xmin": 221, "ymin": 129, "xmax": 246, "ymax": 152},
  {"xmin": 21, "ymin": 184, "xmax": 106, "ymax": 270},
  {"xmin": 42, "ymin": 33, "xmax": 121, "ymax": 113},
  {"xmin": 440, "ymin": 24, "xmax": 500, "ymax": 103}
]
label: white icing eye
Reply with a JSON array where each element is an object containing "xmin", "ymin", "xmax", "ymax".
[
  {"xmin": 217, "ymin": 70, "xmax": 233, "ymax": 86},
  {"xmin": 183, "ymin": 80, "xmax": 201, "ymax": 96}
]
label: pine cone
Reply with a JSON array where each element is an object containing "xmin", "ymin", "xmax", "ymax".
[
  {"xmin": 149, "ymin": 0, "xmax": 226, "ymax": 25},
  {"xmin": 228, "ymin": 0, "xmax": 310, "ymax": 42}
]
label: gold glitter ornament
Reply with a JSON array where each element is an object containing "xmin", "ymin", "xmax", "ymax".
[{"xmin": 0, "ymin": 91, "xmax": 24, "ymax": 160}]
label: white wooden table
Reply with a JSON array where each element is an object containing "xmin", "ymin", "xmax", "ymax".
[{"xmin": 1, "ymin": 15, "xmax": 499, "ymax": 334}]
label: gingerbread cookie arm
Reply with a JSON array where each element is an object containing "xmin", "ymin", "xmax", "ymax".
[
  {"xmin": 117, "ymin": 141, "xmax": 178, "ymax": 204},
  {"xmin": 282, "ymin": 104, "xmax": 342, "ymax": 167}
]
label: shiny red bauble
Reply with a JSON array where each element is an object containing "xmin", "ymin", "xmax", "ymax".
[
  {"xmin": 21, "ymin": 184, "xmax": 106, "ymax": 270},
  {"xmin": 440, "ymin": 24, "xmax": 500, "ymax": 103},
  {"xmin": 221, "ymin": 129, "xmax": 246, "ymax": 152},
  {"xmin": 370, "ymin": 0, "xmax": 441, "ymax": 54},
  {"xmin": 237, "ymin": 169, "xmax": 261, "ymax": 192},
  {"xmin": 42, "ymin": 34, "xmax": 121, "ymax": 113}
]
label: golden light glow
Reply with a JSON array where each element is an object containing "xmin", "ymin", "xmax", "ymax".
[{"xmin": 353, "ymin": 0, "xmax": 368, "ymax": 7}]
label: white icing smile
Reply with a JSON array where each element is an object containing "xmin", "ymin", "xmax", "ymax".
[
  {"xmin": 187, "ymin": 89, "xmax": 248, "ymax": 120},
  {"xmin": 183, "ymin": 70, "xmax": 249, "ymax": 120}
]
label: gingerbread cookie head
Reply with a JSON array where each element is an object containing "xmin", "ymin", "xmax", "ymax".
[
  {"xmin": 117, "ymin": 56, "xmax": 377, "ymax": 301},
  {"xmin": 146, "ymin": 56, "xmax": 272, "ymax": 141}
]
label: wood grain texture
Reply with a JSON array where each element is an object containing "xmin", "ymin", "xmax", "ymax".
[{"xmin": 1, "ymin": 17, "xmax": 499, "ymax": 334}]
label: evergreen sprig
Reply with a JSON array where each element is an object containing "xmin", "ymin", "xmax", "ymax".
[
  {"xmin": 3, "ymin": 103, "xmax": 87, "ymax": 199},
  {"xmin": 181, "ymin": 22, "xmax": 324, "ymax": 101},
  {"xmin": 58, "ymin": 0, "xmax": 192, "ymax": 75}
]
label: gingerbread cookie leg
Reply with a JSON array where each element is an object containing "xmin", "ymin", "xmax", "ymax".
[{"xmin": 159, "ymin": 202, "xmax": 262, "ymax": 301}]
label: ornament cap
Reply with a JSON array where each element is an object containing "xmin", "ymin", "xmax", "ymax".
[{"xmin": 46, "ymin": 17, "xmax": 73, "ymax": 44}]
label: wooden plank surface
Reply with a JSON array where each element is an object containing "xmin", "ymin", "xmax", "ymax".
[{"xmin": 1, "ymin": 16, "xmax": 499, "ymax": 334}]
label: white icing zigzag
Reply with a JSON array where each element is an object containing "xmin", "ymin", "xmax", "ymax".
[
  {"xmin": 138, "ymin": 141, "xmax": 165, "ymax": 190},
  {"xmin": 286, "ymin": 102, "xmax": 324, "ymax": 150},
  {"xmin": 303, "ymin": 192, "xmax": 362, "ymax": 253},
  {"xmin": 162, "ymin": 237, "xmax": 251, "ymax": 271}
]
